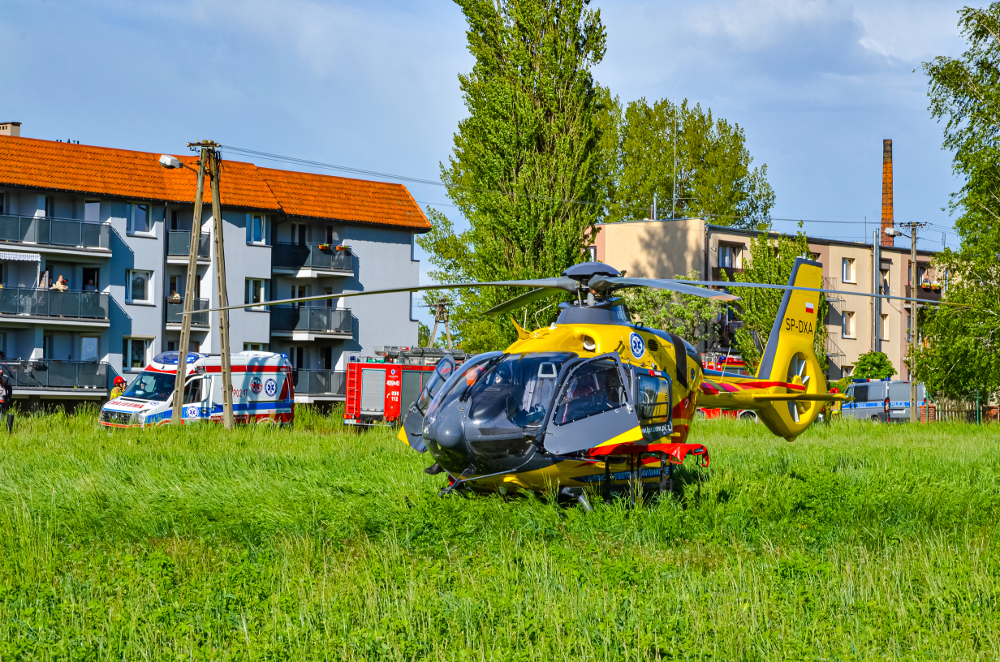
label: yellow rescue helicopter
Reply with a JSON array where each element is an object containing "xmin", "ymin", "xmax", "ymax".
[{"xmin": 196, "ymin": 257, "xmax": 853, "ymax": 507}]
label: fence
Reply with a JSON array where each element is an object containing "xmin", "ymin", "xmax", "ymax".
[
  {"xmin": 293, "ymin": 370, "xmax": 347, "ymax": 396},
  {"xmin": 166, "ymin": 232, "xmax": 211, "ymax": 258},
  {"xmin": 166, "ymin": 298, "xmax": 209, "ymax": 326}
]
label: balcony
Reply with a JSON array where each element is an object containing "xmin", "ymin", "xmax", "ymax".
[
  {"xmin": 0, "ymin": 288, "xmax": 110, "ymax": 326},
  {"xmin": 165, "ymin": 297, "xmax": 210, "ymax": 327},
  {"xmin": 0, "ymin": 215, "xmax": 110, "ymax": 253},
  {"xmin": 904, "ymin": 284, "xmax": 942, "ymax": 303},
  {"xmin": 167, "ymin": 232, "xmax": 211, "ymax": 263},
  {"xmin": 270, "ymin": 306, "xmax": 352, "ymax": 340},
  {"xmin": 1, "ymin": 360, "xmax": 110, "ymax": 396},
  {"xmin": 272, "ymin": 243, "xmax": 352, "ymax": 277},
  {"xmin": 292, "ymin": 369, "xmax": 347, "ymax": 398}
]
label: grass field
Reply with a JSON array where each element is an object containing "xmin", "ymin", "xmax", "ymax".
[{"xmin": 0, "ymin": 408, "xmax": 998, "ymax": 660}]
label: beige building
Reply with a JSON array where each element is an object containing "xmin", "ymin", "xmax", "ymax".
[{"xmin": 592, "ymin": 218, "xmax": 940, "ymax": 380}]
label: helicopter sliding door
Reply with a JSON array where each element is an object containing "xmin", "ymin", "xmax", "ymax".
[{"xmin": 542, "ymin": 354, "xmax": 640, "ymax": 455}]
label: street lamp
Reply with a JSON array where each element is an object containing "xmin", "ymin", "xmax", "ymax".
[
  {"xmin": 158, "ymin": 154, "xmax": 198, "ymax": 173},
  {"xmin": 884, "ymin": 227, "xmax": 906, "ymax": 238}
]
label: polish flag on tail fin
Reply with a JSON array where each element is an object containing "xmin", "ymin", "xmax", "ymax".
[{"xmin": 805, "ymin": 302, "xmax": 815, "ymax": 314}]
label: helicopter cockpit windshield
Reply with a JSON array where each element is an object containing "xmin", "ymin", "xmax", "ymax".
[{"xmin": 465, "ymin": 353, "xmax": 574, "ymax": 433}]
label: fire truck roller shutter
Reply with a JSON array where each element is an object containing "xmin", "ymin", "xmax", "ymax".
[{"xmin": 361, "ymin": 368, "xmax": 387, "ymax": 413}]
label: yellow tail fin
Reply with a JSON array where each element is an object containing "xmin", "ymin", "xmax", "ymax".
[{"xmin": 754, "ymin": 257, "xmax": 828, "ymax": 440}]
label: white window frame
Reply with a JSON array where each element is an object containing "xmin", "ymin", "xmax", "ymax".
[
  {"xmin": 122, "ymin": 337, "xmax": 152, "ymax": 371},
  {"xmin": 879, "ymin": 314, "xmax": 889, "ymax": 341},
  {"xmin": 843, "ymin": 365, "xmax": 854, "ymax": 377},
  {"xmin": 126, "ymin": 269, "xmax": 153, "ymax": 304},
  {"xmin": 126, "ymin": 201, "xmax": 154, "ymax": 236},
  {"xmin": 841, "ymin": 311, "xmax": 855, "ymax": 339},
  {"xmin": 246, "ymin": 213, "xmax": 269, "ymax": 246},
  {"xmin": 243, "ymin": 342, "xmax": 269, "ymax": 352},
  {"xmin": 244, "ymin": 278, "xmax": 269, "ymax": 310},
  {"xmin": 719, "ymin": 244, "xmax": 740, "ymax": 269},
  {"xmin": 841, "ymin": 257, "xmax": 855, "ymax": 284}
]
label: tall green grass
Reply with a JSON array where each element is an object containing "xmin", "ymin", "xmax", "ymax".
[{"xmin": 0, "ymin": 411, "xmax": 998, "ymax": 660}]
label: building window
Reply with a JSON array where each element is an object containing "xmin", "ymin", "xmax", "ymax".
[
  {"xmin": 880, "ymin": 314, "xmax": 889, "ymax": 341},
  {"xmin": 126, "ymin": 270, "xmax": 152, "ymax": 303},
  {"xmin": 81, "ymin": 337, "xmax": 99, "ymax": 362},
  {"xmin": 841, "ymin": 258, "xmax": 855, "ymax": 283},
  {"xmin": 843, "ymin": 365, "xmax": 854, "ymax": 377},
  {"xmin": 244, "ymin": 342, "xmax": 269, "ymax": 352},
  {"xmin": 246, "ymin": 214, "xmax": 269, "ymax": 245},
  {"xmin": 43, "ymin": 195, "xmax": 55, "ymax": 218},
  {"xmin": 906, "ymin": 313, "xmax": 912, "ymax": 342},
  {"xmin": 126, "ymin": 202, "xmax": 150, "ymax": 234},
  {"xmin": 122, "ymin": 338, "xmax": 151, "ymax": 370},
  {"xmin": 245, "ymin": 278, "xmax": 269, "ymax": 308},
  {"xmin": 291, "ymin": 222, "xmax": 307, "ymax": 246},
  {"xmin": 84, "ymin": 200, "xmax": 100, "ymax": 223},
  {"xmin": 0, "ymin": 192, "xmax": 5, "ymax": 215},
  {"xmin": 719, "ymin": 244, "xmax": 739, "ymax": 268},
  {"xmin": 880, "ymin": 269, "xmax": 890, "ymax": 294},
  {"xmin": 842, "ymin": 311, "xmax": 855, "ymax": 338},
  {"xmin": 0, "ymin": 331, "xmax": 6, "ymax": 359},
  {"xmin": 43, "ymin": 334, "xmax": 53, "ymax": 359}
]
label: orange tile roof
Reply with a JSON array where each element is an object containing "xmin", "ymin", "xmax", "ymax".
[
  {"xmin": 258, "ymin": 167, "xmax": 428, "ymax": 229},
  {"xmin": 0, "ymin": 135, "xmax": 429, "ymax": 231}
]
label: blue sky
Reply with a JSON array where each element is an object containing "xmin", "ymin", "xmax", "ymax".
[{"xmin": 0, "ymin": 0, "xmax": 982, "ymax": 323}]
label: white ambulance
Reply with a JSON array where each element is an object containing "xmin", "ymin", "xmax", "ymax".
[{"xmin": 99, "ymin": 351, "xmax": 295, "ymax": 428}]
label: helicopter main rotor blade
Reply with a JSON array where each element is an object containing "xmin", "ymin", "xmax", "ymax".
[
  {"xmin": 484, "ymin": 287, "xmax": 568, "ymax": 316},
  {"xmin": 671, "ymin": 279, "xmax": 968, "ymax": 307},
  {"xmin": 589, "ymin": 276, "xmax": 740, "ymax": 302},
  {"xmin": 184, "ymin": 277, "xmax": 579, "ymax": 315}
]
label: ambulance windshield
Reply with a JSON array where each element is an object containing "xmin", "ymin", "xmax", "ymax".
[{"xmin": 121, "ymin": 371, "xmax": 176, "ymax": 401}]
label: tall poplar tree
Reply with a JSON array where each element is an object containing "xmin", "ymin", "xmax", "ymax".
[{"xmin": 418, "ymin": 0, "xmax": 607, "ymax": 352}]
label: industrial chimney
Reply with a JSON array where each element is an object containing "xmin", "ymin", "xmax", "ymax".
[{"xmin": 881, "ymin": 139, "xmax": 894, "ymax": 247}]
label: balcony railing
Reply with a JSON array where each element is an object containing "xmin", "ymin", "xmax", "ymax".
[
  {"xmin": 293, "ymin": 369, "xmax": 347, "ymax": 396},
  {"xmin": 270, "ymin": 306, "xmax": 351, "ymax": 335},
  {"xmin": 0, "ymin": 360, "xmax": 110, "ymax": 391},
  {"xmin": 0, "ymin": 288, "xmax": 109, "ymax": 320},
  {"xmin": 167, "ymin": 231, "xmax": 211, "ymax": 258},
  {"xmin": 166, "ymin": 297, "xmax": 210, "ymax": 326},
  {"xmin": 272, "ymin": 243, "xmax": 352, "ymax": 273},
  {"xmin": 0, "ymin": 215, "xmax": 109, "ymax": 250}
]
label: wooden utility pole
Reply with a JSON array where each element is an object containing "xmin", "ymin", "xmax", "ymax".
[
  {"xmin": 903, "ymin": 221, "xmax": 926, "ymax": 423},
  {"xmin": 208, "ymin": 148, "xmax": 235, "ymax": 429},
  {"xmin": 170, "ymin": 147, "xmax": 208, "ymax": 424},
  {"xmin": 428, "ymin": 298, "xmax": 452, "ymax": 349}
]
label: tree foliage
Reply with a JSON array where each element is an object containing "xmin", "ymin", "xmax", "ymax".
[
  {"xmin": 918, "ymin": 3, "xmax": 1000, "ymax": 401},
  {"xmin": 620, "ymin": 271, "xmax": 722, "ymax": 346},
  {"xmin": 853, "ymin": 351, "xmax": 897, "ymax": 380},
  {"xmin": 597, "ymin": 97, "xmax": 775, "ymax": 228},
  {"xmin": 725, "ymin": 230, "xmax": 828, "ymax": 374},
  {"xmin": 417, "ymin": 0, "xmax": 607, "ymax": 352}
]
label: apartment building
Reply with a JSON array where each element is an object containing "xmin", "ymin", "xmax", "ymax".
[
  {"xmin": 593, "ymin": 218, "xmax": 940, "ymax": 380},
  {"xmin": 0, "ymin": 125, "xmax": 428, "ymax": 406}
]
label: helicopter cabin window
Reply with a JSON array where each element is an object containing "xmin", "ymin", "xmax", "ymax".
[
  {"xmin": 553, "ymin": 359, "xmax": 626, "ymax": 426},
  {"xmin": 636, "ymin": 372, "xmax": 673, "ymax": 442},
  {"xmin": 466, "ymin": 353, "xmax": 571, "ymax": 429}
]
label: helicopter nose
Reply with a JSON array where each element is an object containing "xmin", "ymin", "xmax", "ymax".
[{"xmin": 425, "ymin": 409, "xmax": 471, "ymax": 474}]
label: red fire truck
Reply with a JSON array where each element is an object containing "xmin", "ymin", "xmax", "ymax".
[{"xmin": 343, "ymin": 347, "xmax": 466, "ymax": 426}]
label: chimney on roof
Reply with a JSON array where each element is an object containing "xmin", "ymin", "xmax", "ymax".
[
  {"xmin": 0, "ymin": 122, "xmax": 21, "ymax": 137},
  {"xmin": 881, "ymin": 139, "xmax": 894, "ymax": 247}
]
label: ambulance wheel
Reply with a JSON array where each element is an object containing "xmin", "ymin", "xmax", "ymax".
[{"xmin": 870, "ymin": 415, "xmax": 882, "ymax": 422}]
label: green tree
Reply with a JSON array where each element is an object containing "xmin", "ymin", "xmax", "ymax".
[
  {"xmin": 725, "ymin": 229, "xmax": 828, "ymax": 373},
  {"xmin": 418, "ymin": 0, "xmax": 607, "ymax": 352},
  {"xmin": 620, "ymin": 270, "xmax": 722, "ymax": 346},
  {"xmin": 919, "ymin": 3, "xmax": 1000, "ymax": 401},
  {"xmin": 599, "ymin": 97, "xmax": 775, "ymax": 227},
  {"xmin": 853, "ymin": 351, "xmax": 897, "ymax": 380},
  {"xmin": 417, "ymin": 322, "xmax": 431, "ymax": 347}
]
